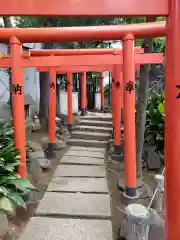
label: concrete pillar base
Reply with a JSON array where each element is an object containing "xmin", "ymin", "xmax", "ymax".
[
  {"xmin": 114, "ymin": 145, "xmax": 123, "ymax": 155},
  {"xmin": 81, "ymin": 108, "xmax": 86, "ymax": 116},
  {"xmin": 68, "ymin": 124, "xmax": 72, "ymax": 132},
  {"xmin": 46, "ymin": 143, "xmax": 56, "ymax": 159}
]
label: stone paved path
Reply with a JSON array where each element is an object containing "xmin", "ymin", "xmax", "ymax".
[{"xmin": 19, "ymin": 112, "xmax": 113, "ymax": 240}]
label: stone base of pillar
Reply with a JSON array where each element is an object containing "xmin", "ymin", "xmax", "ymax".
[
  {"xmin": 81, "ymin": 108, "xmax": 86, "ymax": 116},
  {"xmin": 46, "ymin": 143, "xmax": 56, "ymax": 159},
  {"xmin": 123, "ymin": 188, "xmax": 139, "ymax": 200},
  {"xmin": 114, "ymin": 145, "xmax": 123, "ymax": 155},
  {"xmin": 68, "ymin": 124, "xmax": 72, "ymax": 132}
]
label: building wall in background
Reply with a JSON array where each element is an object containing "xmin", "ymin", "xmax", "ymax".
[{"xmin": 0, "ymin": 43, "xmax": 40, "ymax": 119}]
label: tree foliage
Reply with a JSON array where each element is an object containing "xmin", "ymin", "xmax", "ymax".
[{"xmin": 14, "ymin": 17, "xmax": 122, "ymax": 49}]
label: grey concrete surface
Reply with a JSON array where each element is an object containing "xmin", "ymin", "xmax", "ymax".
[
  {"xmin": 79, "ymin": 120, "xmax": 112, "ymax": 127},
  {"xmin": 47, "ymin": 177, "xmax": 108, "ymax": 193},
  {"xmin": 71, "ymin": 131, "xmax": 110, "ymax": 141},
  {"xmin": 68, "ymin": 146, "xmax": 105, "ymax": 153},
  {"xmin": 74, "ymin": 125, "xmax": 112, "ymax": 133},
  {"xmin": 54, "ymin": 165, "xmax": 106, "ymax": 177},
  {"xmin": 19, "ymin": 217, "xmax": 113, "ymax": 240},
  {"xmin": 67, "ymin": 138, "xmax": 106, "ymax": 148},
  {"xmin": 65, "ymin": 150, "xmax": 104, "ymax": 158},
  {"xmin": 36, "ymin": 192, "xmax": 111, "ymax": 218},
  {"xmin": 79, "ymin": 115, "xmax": 112, "ymax": 122},
  {"xmin": 60, "ymin": 155, "xmax": 104, "ymax": 165}
]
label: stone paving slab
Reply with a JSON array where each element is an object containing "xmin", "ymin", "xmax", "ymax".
[
  {"xmin": 79, "ymin": 115, "xmax": 112, "ymax": 121},
  {"xmin": 47, "ymin": 177, "xmax": 108, "ymax": 193},
  {"xmin": 54, "ymin": 165, "xmax": 106, "ymax": 177},
  {"xmin": 79, "ymin": 120, "xmax": 112, "ymax": 127},
  {"xmin": 67, "ymin": 139, "xmax": 106, "ymax": 148},
  {"xmin": 65, "ymin": 150, "xmax": 104, "ymax": 158},
  {"xmin": 19, "ymin": 217, "xmax": 113, "ymax": 240},
  {"xmin": 68, "ymin": 146, "xmax": 105, "ymax": 153},
  {"xmin": 36, "ymin": 192, "xmax": 111, "ymax": 218},
  {"xmin": 72, "ymin": 131, "xmax": 110, "ymax": 141},
  {"xmin": 75, "ymin": 125, "xmax": 112, "ymax": 133},
  {"xmin": 60, "ymin": 155, "xmax": 104, "ymax": 165}
]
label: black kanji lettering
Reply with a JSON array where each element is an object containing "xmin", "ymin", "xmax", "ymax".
[
  {"xmin": 12, "ymin": 84, "xmax": 22, "ymax": 95},
  {"xmin": 50, "ymin": 82, "xmax": 55, "ymax": 89},
  {"xmin": 125, "ymin": 81, "xmax": 135, "ymax": 93},
  {"xmin": 176, "ymin": 85, "xmax": 180, "ymax": 98},
  {"xmin": 116, "ymin": 82, "xmax": 120, "ymax": 88}
]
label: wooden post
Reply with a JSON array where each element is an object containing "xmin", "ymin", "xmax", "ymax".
[
  {"xmin": 123, "ymin": 34, "xmax": 137, "ymax": 198},
  {"xmin": 113, "ymin": 65, "xmax": 122, "ymax": 155},
  {"xmin": 81, "ymin": 72, "xmax": 86, "ymax": 116},
  {"xmin": 47, "ymin": 67, "xmax": 56, "ymax": 158},
  {"xmin": 165, "ymin": 0, "xmax": 180, "ymax": 238},
  {"xmin": 67, "ymin": 72, "xmax": 73, "ymax": 131},
  {"xmin": 10, "ymin": 37, "xmax": 26, "ymax": 178},
  {"xmin": 100, "ymin": 72, "xmax": 104, "ymax": 110}
]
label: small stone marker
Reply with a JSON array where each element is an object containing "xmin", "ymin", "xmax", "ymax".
[
  {"xmin": 29, "ymin": 140, "xmax": 43, "ymax": 152},
  {"xmin": 121, "ymin": 204, "xmax": 150, "ymax": 240},
  {"xmin": 28, "ymin": 155, "xmax": 42, "ymax": 182},
  {"xmin": 32, "ymin": 115, "xmax": 41, "ymax": 131},
  {"xmin": 30, "ymin": 151, "xmax": 51, "ymax": 170},
  {"xmin": 41, "ymin": 137, "xmax": 66, "ymax": 150}
]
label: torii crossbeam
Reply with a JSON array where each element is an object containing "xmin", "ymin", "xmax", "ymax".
[{"xmin": 0, "ymin": 0, "xmax": 168, "ymax": 16}]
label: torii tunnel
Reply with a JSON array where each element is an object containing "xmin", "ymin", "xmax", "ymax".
[
  {"xmin": 0, "ymin": 43, "xmax": 163, "ymax": 212},
  {"xmin": 0, "ymin": 0, "xmax": 179, "ymax": 237}
]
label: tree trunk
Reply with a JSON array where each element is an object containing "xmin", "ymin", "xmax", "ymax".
[
  {"xmin": 3, "ymin": 17, "xmax": 13, "ymax": 28},
  {"xmin": 136, "ymin": 17, "xmax": 156, "ymax": 178},
  {"xmin": 39, "ymin": 42, "xmax": 54, "ymax": 130}
]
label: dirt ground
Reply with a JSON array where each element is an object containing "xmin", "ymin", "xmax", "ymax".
[
  {"xmin": 106, "ymin": 151, "xmax": 158, "ymax": 240},
  {"xmin": 2, "ymin": 131, "xmax": 158, "ymax": 240}
]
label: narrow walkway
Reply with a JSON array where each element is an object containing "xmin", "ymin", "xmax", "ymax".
[{"xmin": 19, "ymin": 112, "xmax": 113, "ymax": 240}]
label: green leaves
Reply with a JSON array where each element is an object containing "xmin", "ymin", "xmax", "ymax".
[
  {"xmin": 8, "ymin": 192, "xmax": 25, "ymax": 208},
  {"xmin": 0, "ymin": 196, "xmax": 14, "ymax": 213},
  {"xmin": 145, "ymin": 92, "xmax": 165, "ymax": 154},
  {"xmin": 12, "ymin": 178, "xmax": 36, "ymax": 192},
  {"xmin": 0, "ymin": 121, "xmax": 35, "ymax": 215},
  {"xmin": 158, "ymin": 102, "xmax": 165, "ymax": 114}
]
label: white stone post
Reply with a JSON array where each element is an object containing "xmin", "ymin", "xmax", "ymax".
[{"xmin": 125, "ymin": 204, "xmax": 150, "ymax": 240}]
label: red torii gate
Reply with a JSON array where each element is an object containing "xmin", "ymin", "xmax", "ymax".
[
  {"xmin": 25, "ymin": 50, "xmax": 163, "ymax": 195},
  {"xmin": 0, "ymin": 24, "xmax": 165, "ymax": 199},
  {"xmin": 0, "ymin": 0, "xmax": 167, "ymax": 16},
  {"xmin": 0, "ymin": 0, "xmax": 179, "ymax": 235},
  {"xmin": 0, "ymin": 52, "xmax": 162, "ymax": 67}
]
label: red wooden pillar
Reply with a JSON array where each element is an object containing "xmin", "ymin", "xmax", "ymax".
[
  {"xmin": 47, "ymin": 68, "xmax": 56, "ymax": 158},
  {"xmin": 123, "ymin": 34, "xmax": 137, "ymax": 198},
  {"xmin": 10, "ymin": 37, "xmax": 26, "ymax": 178},
  {"xmin": 100, "ymin": 72, "xmax": 104, "ymax": 110},
  {"xmin": 166, "ymin": 0, "xmax": 180, "ymax": 238},
  {"xmin": 81, "ymin": 72, "xmax": 86, "ymax": 116},
  {"xmin": 112, "ymin": 67, "xmax": 115, "ymax": 133},
  {"xmin": 67, "ymin": 72, "xmax": 73, "ymax": 131},
  {"xmin": 113, "ymin": 65, "xmax": 122, "ymax": 155}
]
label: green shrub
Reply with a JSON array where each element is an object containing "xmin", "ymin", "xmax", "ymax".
[
  {"xmin": 145, "ymin": 91, "xmax": 165, "ymax": 154},
  {"xmin": 0, "ymin": 121, "xmax": 35, "ymax": 214}
]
